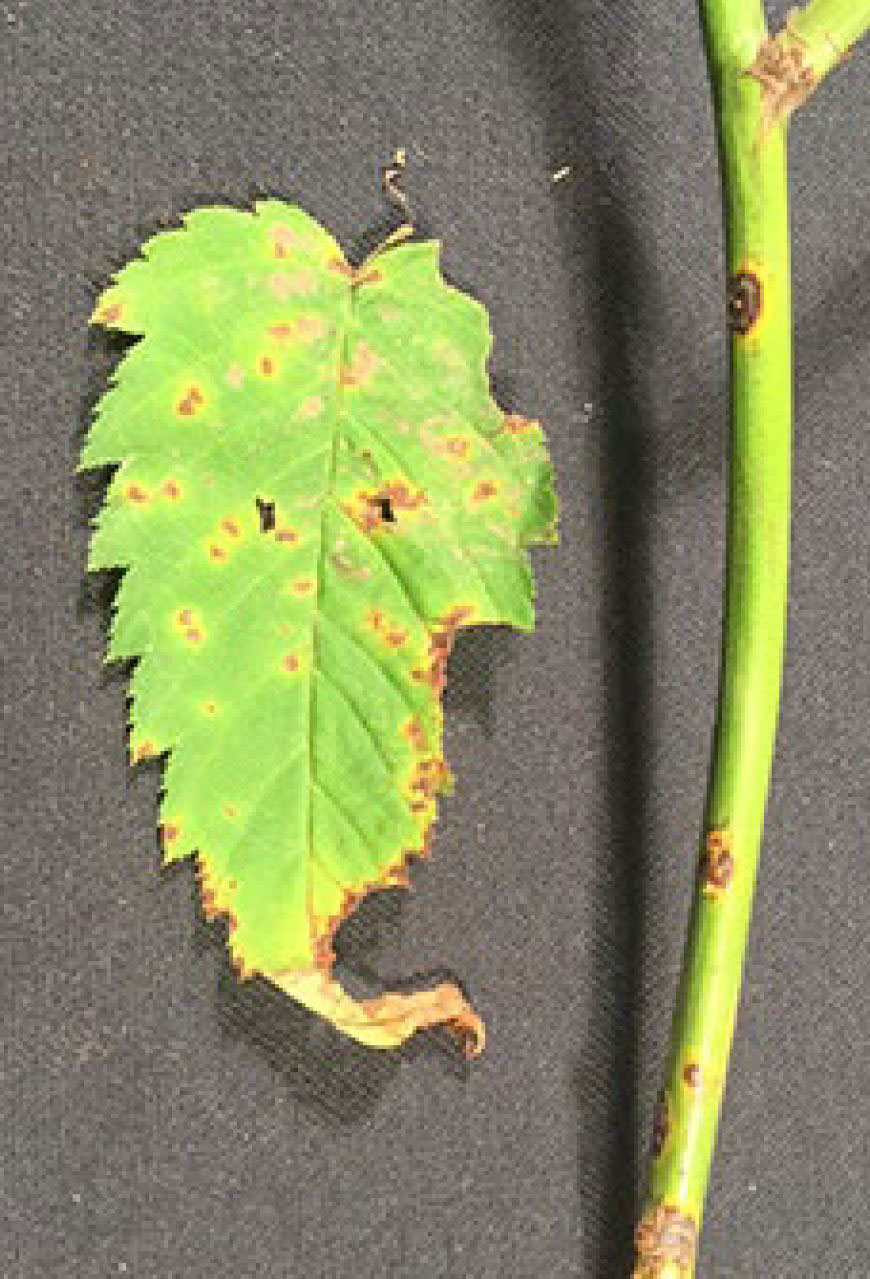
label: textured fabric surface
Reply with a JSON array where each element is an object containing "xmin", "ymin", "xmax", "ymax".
[{"xmin": 2, "ymin": 1, "xmax": 869, "ymax": 1275}]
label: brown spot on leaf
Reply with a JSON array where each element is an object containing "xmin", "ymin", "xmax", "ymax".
[
  {"xmin": 177, "ymin": 609, "xmax": 193, "ymax": 626},
  {"xmin": 268, "ymin": 223, "xmax": 302, "ymax": 259},
  {"xmin": 436, "ymin": 436, "xmax": 470, "ymax": 460},
  {"xmin": 185, "ymin": 627, "xmax": 203, "ymax": 644},
  {"xmin": 208, "ymin": 543, "xmax": 227, "ymax": 562},
  {"xmin": 267, "ymin": 268, "xmax": 317, "ymax": 299},
  {"xmin": 295, "ymin": 313, "xmax": 328, "ymax": 342},
  {"xmin": 340, "ymin": 341, "xmax": 381, "ymax": 388},
  {"xmin": 221, "ymin": 519, "xmax": 241, "ymax": 538},
  {"xmin": 132, "ymin": 739, "xmax": 157, "ymax": 763},
  {"xmin": 224, "ymin": 805, "xmax": 238, "ymax": 819},
  {"xmin": 328, "ymin": 257, "xmax": 355, "ymax": 279},
  {"xmin": 404, "ymin": 717, "xmax": 429, "ymax": 751},
  {"xmin": 299, "ymin": 395, "xmax": 324, "ymax": 419},
  {"xmin": 96, "ymin": 301, "xmax": 123, "ymax": 326},
  {"xmin": 503, "ymin": 413, "xmax": 537, "ymax": 435},
  {"xmin": 281, "ymin": 653, "xmax": 300, "ymax": 673},
  {"xmin": 162, "ymin": 481, "xmax": 182, "ymax": 501},
  {"xmin": 275, "ymin": 527, "xmax": 298, "ymax": 544},
  {"xmin": 386, "ymin": 630, "xmax": 407, "ymax": 649},
  {"xmin": 472, "ymin": 480, "xmax": 498, "ymax": 502},
  {"xmin": 292, "ymin": 578, "xmax": 314, "ymax": 595},
  {"xmin": 125, "ymin": 484, "xmax": 149, "ymax": 503},
  {"xmin": 176, "ymin": 385, "xmax": 205, "ymax": 417},
  {"xmin": 258, "ymin": 355, "xmax": 276, "ymax": 378},
  {"xmin": 412, "ymin": 607, "xmax": 475, "ymax": 696},
  {"xmin": 159, "ymin": 822, "xmax": 180, "ymax": 849},
  {"xmin": 267, "ymin": 325, "xmax": 296, "ymax": 341},
  {"xmin": 202, "ymin": 700, "xmax": 218, "ymax": 716}
]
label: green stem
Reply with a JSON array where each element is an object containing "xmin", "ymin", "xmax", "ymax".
[{"xmin": 632, "ymin": 1, "xmax": 870, "ymax": 1275}]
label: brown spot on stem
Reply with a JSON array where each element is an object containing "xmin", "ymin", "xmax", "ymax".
[
  {"xmin": 176, "ymin": 385, "xmax": 205, "ymax": 417},
  {"xmin": 633, "ymin": 1204, "xmax": 698, "ymax": 1276},
  {"xmin": 727, "ymin": 271, "xmax": 763, "ymax": 336},
  {"xmin": 650, "ymin": 1090, "xmax": 670, "ymax": 1158},
  {"xmin": 700, "ymin": 828, "xmax": 734, "ymax": 895},
  {"xmin": 683, "ymin": 1063, "xmax": 703, "ymax": 1091},
  {"xmin": 744, "ymin": 28, "xmax": 818, "ymax": 130}
]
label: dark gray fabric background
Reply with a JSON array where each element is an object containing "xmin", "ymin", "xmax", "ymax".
[{"xmin": 3, "ymin": 0, "xmax": 869, "ymax": 1274}]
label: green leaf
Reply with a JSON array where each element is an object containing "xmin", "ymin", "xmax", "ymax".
[{"xmin": 82, "ymin": 201, "xmax": 557, "ymax": 1055}]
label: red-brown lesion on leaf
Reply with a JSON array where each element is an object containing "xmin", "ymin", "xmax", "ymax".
[
  {"xmin": 124, "ymin": 484, "xmax": 150, "ymax": 504},
  {"xmin": 131, "ymin": 738, "xmax": 157, "ymax": 763},
  {"xmin": 185, "ymin": 627, "xmax": 204, "ymax": 645},
  {"xmin": 275, "ymin": 526, "xmax": 298, "ymax": 545},
  {"xmin": 176, "ymin": 385, "xmax": 205, "ymax": 417},
  {"xmin": 281, "ymin": 653, "xmax": 300, "ymax": 673},
  {"xmin": 208, "ymin": 543, "xmax": 227, "ymax": 562},
  {"xmin": 162, "ymin": 481, "xmax": 182, "ymax": 501},
  {"xmin": 221, "ymin": 518, "xmax": 242, "ymax": 538},
  {"xmin": 292, "ymin": 577, "xmax": 314, "ymax": 595},
  {"xmin": 202, "ymin": 700, "xmax": 219, "ymax": 716},
  {"xmin": 224, "ymin": 805, "xmax": 238, "ymax": 820},
  {"xmin": 257, "ymin": 355, "xmax": 277, "ymax": 378}
]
